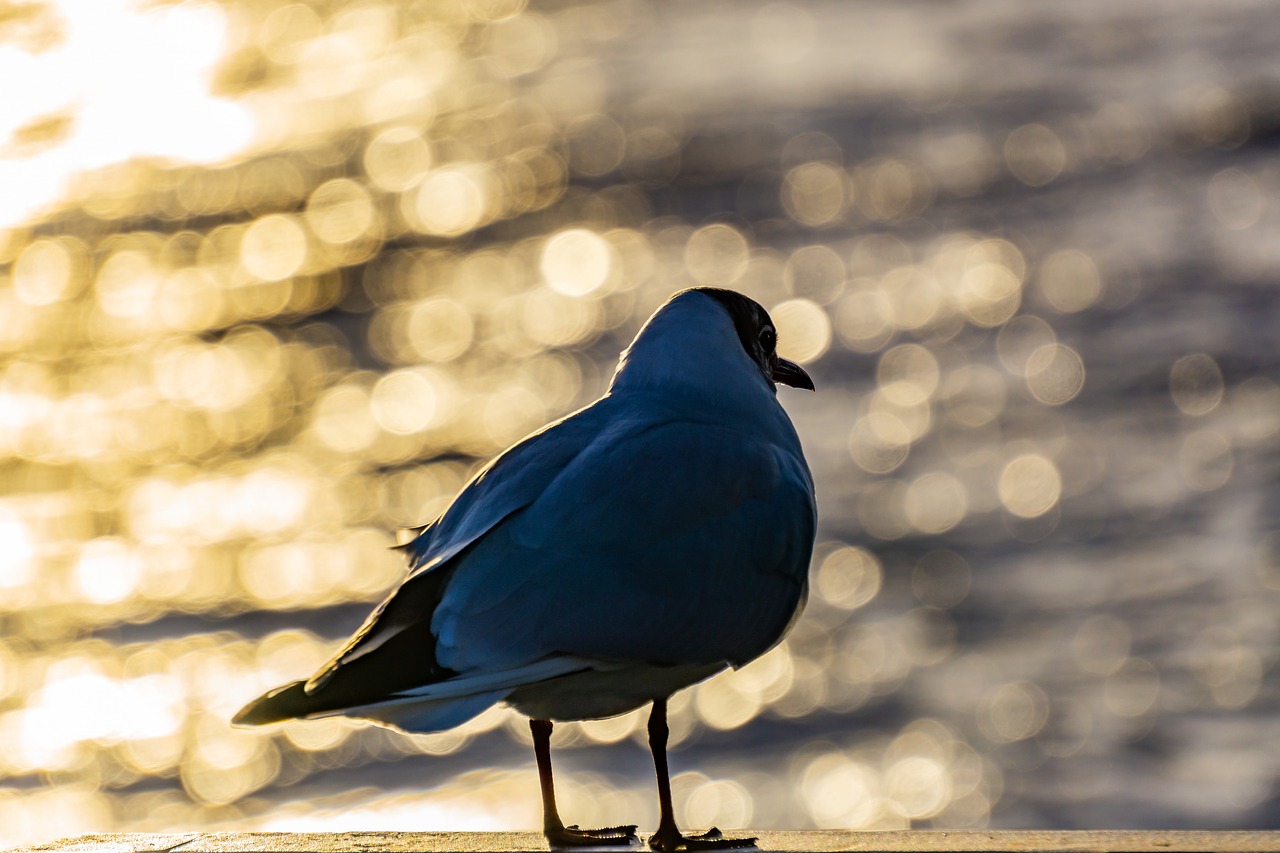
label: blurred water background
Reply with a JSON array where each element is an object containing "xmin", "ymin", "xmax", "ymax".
[{"xmin": 3, "ymin": 0, "xmax": 1280, "ymax": 847}]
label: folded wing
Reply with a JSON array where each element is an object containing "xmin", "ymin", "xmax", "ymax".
[
  {"xmin": 432, "ymin": 415, "xmax": 816, "ymax": 673},
  {"xmin": 234, "ymin": 404, "xmax": 614, "ymax": 727},
  {"xmin": 234, "ymin": 400, "xmax": 816, "ymax": 731}
]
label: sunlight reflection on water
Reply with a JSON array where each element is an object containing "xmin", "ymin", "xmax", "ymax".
[{"xmin": 2, "ymin": 0, "xmax": 1280, "ymax": 847}]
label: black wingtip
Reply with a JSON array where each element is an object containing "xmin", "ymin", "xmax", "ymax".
[
  {"xmin": 231, "ymin": 680, "xmax": 311, "ymax": 728},
  {"xmin": 391, "ymin": 522, "xmax": 434, "ymax": 552}
]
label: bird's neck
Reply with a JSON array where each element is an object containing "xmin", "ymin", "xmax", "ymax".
[
  {"xmin": 604, "ymin": 291, "xmax": 788, "ymax": 428},
  {"xmin": 608, "ymin": 342, "xmax": 781, "ymax": 429}
]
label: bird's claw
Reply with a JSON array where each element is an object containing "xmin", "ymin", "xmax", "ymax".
[
  {"xmin": 647, "ymin": 827, "xmax": 757, "ymax": 851},
  {"xmin": 548, "ymin": 824, "xmax": 640, "ymax": 848}
]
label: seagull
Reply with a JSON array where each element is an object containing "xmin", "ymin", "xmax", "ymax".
[{"xmin": 234, "ymin": 287, "xmax": 817, "ymax": 851}]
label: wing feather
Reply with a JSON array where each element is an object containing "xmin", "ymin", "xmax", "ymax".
[
  {"xmin": 303, "ymin": 402, "xmax": 624, "ymax": 698},
  {"xmin": 433, "ymin": 418, "xmax": 815, "ymax": 672},
  {"xmin": 399, "ymin": 404, "xmax": 614, "ymax": 574},
  {"xmin": 244, "ymin": 397, "xmax": 813, "ymax": 726}
]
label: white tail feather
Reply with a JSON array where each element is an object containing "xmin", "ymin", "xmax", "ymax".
[
  {"xmin": 297, "ymin": 657, "xmax": 595, "ymax": 734},
  {"xmin": 357, "ymin": 689, "xmax": 511, "ymax": 734}
]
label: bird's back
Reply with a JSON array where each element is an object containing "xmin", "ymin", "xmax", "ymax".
[{"xmin": 431, "ymin": 393, "xmax": 815, "ymax": 675}]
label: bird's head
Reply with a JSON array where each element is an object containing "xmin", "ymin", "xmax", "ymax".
[
  {"xmin": 695, "ymin": 288, "xmax": 816, "ymax": 392},
  {"xmin": 610, "ymin": 288, "xmax": 815, "ymax": 397}
]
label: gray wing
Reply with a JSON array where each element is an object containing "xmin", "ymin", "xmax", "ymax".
[
  {"xmin": 432, "ymin": 417, "xmax": 816, "ymax": 673},
  {"xmin": 303, "ymin": 400, "xmax": 619, "ymax": 694},
  {"xmin": 398, "ymin": 403, "xmax": 611, "ymax": 575}
]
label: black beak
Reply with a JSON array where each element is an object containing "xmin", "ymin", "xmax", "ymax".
[{"xmin": 772, "ymin": 357, "xmax": 815, "ymax": 391}]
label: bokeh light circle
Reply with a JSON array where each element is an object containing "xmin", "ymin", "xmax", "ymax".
[
  {"xmin": 771, "ymin": 298, "xmax": 831, "ymax": 364},
  {"xmin": 541, "ymin": 228, "xmax": 612, "ymax": 296},
  {"xmin": 998, "ymin": 454, "xmax": 1062, "ymax": 518}
]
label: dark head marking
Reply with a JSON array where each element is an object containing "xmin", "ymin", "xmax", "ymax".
[{"xmin": 694, "ymin": 287, "xmax": 815, "ymax": 391}]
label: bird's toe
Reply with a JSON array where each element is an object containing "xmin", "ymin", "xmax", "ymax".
[
  {"xmin": 548, "ymin": 824, "xmax": 640, "ymax": 848},
  {"xmin": 647, "ymin": 827, "xmax": 757, "ymax": 851}
]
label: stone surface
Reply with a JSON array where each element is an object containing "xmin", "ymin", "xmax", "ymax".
[
  {"xmin": 11, "ymin": 832, "xmax": 1280, "ymax": 853},
  {"xmin": 8, "ymin": 836, "xmax": 201, "ymax": 853}
]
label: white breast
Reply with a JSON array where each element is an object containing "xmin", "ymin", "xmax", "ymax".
[{"xmin": 505, "ymin": 661, "xmax": 727, "ymax": 721}]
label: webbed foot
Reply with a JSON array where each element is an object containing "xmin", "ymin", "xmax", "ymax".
[
  {"xmin": 647, "ymin": 826, "xmax": 757, "ymax": 851},
  {"xmin": 547, "ymin": 824, "xmax": 640, "ymax": 848}
]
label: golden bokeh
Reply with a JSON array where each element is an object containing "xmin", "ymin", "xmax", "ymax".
[
  {"xmin": 540, "ymin": 228, "xmax": 613, "ymax": 296},
  {"xmin": 783, "ymin": 161, "xmax": 847, "ymax": 227},
  {"xmin": 1, "ymin": 0, "xmax": 1276, "ymax": 847},
  {"xmin": 998, "ymin": 454, "xmax": 1062, "ymax": 519},
  {"xmin": 1024, "ymin": 344, "xmax": 1085, "ymax": 406},
  {"xmin": 686, "ymin": 225, "xmax": 750, "ymax": 287},
  {"xmin": 815, "ymin": 545, "xmax": 883, "ymax": 611},
  {"xmin": 771, "ymin": 298, "xmax": 832, "ymax": 365}
]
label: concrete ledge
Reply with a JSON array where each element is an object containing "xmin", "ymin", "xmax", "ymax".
[{"xmin": 11, "ymin": 832, "xmax": 1280, "ymax": 853}]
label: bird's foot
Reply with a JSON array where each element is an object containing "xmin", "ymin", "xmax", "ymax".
[
  {"xmin": 547, "ymin": 824, "xmax": 640, "ymax": 848},
  {"xmin": 647, "ymin": 826, "xmax": 757, "ymax": 851}
]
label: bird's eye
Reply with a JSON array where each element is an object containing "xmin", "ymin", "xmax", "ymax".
[{"xmin": 759, "ymin": 326, "xmax": 776, "ymax": 352}]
